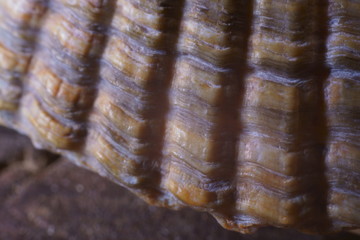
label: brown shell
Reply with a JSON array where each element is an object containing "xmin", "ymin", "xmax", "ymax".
[{"xmin": 0, "ymin": 0, "xmax": 359, "ymax": 234}]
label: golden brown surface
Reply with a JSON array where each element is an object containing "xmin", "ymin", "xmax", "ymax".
[{"xmin": 0, "ymin": 0, "xmax": 359, "ymax": 234}]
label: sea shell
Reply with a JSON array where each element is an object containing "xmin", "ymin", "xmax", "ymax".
[{"xmin": 0, "ymin": 0, "xmax": 359, "ymax": 234}]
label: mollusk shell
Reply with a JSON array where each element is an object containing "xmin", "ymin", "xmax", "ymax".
[{"xmin": 0, "ymin": 0, "xmax": 359, "ymax": 234}]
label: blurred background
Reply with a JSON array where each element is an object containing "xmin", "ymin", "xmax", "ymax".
[{"xmin": 0, "ymin": 126, "xmax": 358, "ymax": 240}]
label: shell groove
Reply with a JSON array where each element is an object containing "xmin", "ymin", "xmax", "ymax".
[{"xmin": 0, "ymin": 0, "xmax": 359, "ymax": 234}]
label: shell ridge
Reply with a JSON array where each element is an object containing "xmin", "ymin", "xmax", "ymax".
[
  {"xmin": 236, "ymin": 0, "xmax": 329, "ymax": 230},
  {"xmin": 17, "ymin": 0, "xmax": 118, "ymax": 153},
  {"xmin": 325, "ymin": 0, "xmax": 360, "ymax": 229},
  {"xmin": 0, "ymin": 0, "xmax": 50, "ymax": 124},
  {"xmin": 162, "ymin": 0, "xmax": 253, "ymax": 230},
  {"xmin": 87, "ymin": 0, "xmax": 187, "ymax": 204}
]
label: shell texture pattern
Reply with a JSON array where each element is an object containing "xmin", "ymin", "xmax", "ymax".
[{"xmin": 0, "ymin": 0, "xmax": 359, "ymax": 234}]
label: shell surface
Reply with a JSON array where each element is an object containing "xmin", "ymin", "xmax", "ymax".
[{"xmin": 0, "ymin": 0, "xmax": 359, "ymax": 234}]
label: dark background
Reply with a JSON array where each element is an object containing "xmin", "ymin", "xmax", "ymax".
[{"xmin": 0, "ymin": 126, "xmax": 358, "ymax": 240}]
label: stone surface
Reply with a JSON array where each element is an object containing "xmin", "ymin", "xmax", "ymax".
[
  {"xmin": 0, "ymin": 127, "xmax": 359, "ymax": 240},
  {"xmin": 0, "ymin": 159, "xmax": 320, "ymax": 240}
]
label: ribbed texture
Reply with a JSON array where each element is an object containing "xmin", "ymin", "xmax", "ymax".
[
  {"xmin": 0, "ymin": 0, "xmax": 48, "ymax": 116},
  {"xmin": 325, "ymin": 0, "xmax": 360, "ymax": 229},
  {"xmin": 0, "ymin": 0, "xmax": 359, "ymax": 234},
  {"xmin": 234, "ymin": 0, "xmax": 326, "ymax": 231}
]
